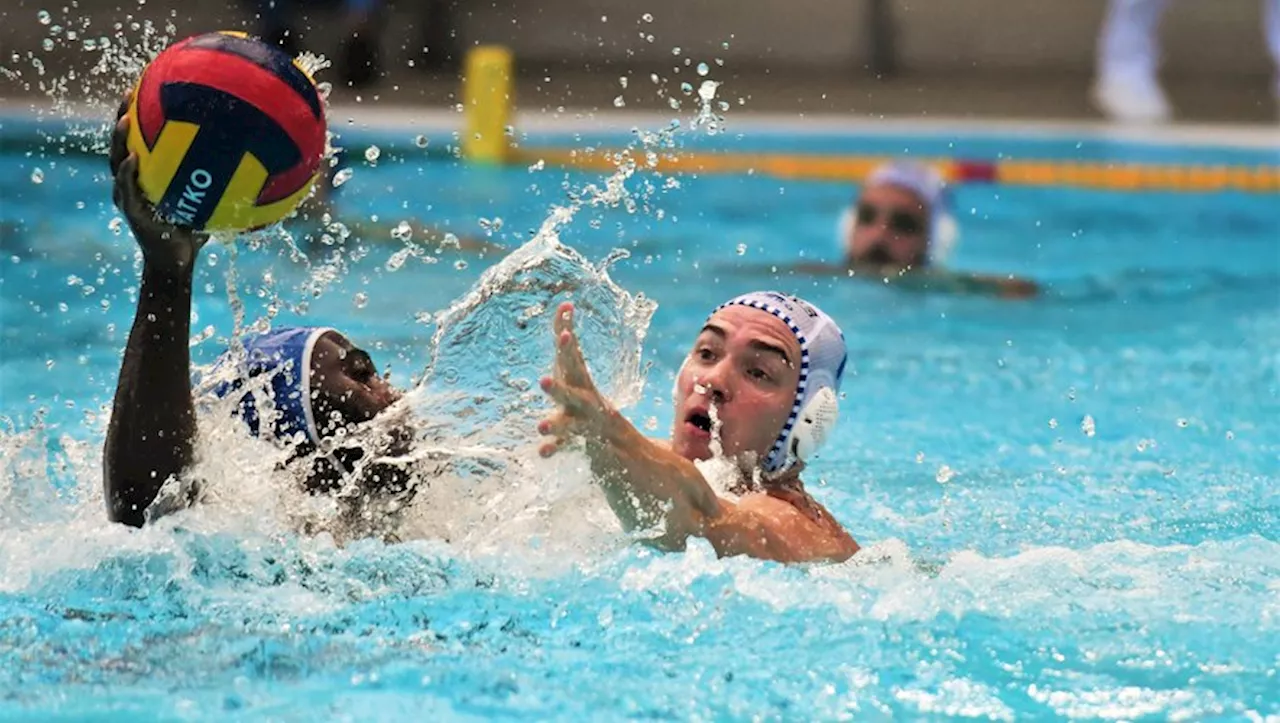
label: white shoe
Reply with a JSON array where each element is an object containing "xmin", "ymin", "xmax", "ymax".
[{"xmin": 1090, "ymin": 72, "xmax": 1172, "ymax": 124}]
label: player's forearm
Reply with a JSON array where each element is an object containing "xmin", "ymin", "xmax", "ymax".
[
  {"xmin": 584, "ymin": 412, "xmax": 722, "ymax": 538},
  {"xmin": 103, "ymin": 262, "xmax": 198, "ymax": 526}
]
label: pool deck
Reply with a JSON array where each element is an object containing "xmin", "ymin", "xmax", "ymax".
[
  {"xmin": 3, "ymin": 57, "xmax": 1277, "ymax": 150},
  {"xmin": 314, "ymin": 62, "xmax": 1276, "ymax": 128},
  {"xmin": 3, "ymin": 47, "xmax": 1278, "ymax": 121}
]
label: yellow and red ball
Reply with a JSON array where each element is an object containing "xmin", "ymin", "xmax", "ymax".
[{"xmin": 124, "ymin": 31, "xmax": 327, "ymax": 232}]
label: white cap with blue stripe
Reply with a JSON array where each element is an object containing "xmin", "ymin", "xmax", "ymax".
[{"xmin": 711, "ymin": 291, "xmax": 848, "ymax": 475}]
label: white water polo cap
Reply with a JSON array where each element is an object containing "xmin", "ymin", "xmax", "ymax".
[
  {"xmin": 711, "ymin": 291, "xmax": 848, "ymax": 475},
  {"xmin": 837, "ymin": 160, "xmax": 960, "ymax": 264}
]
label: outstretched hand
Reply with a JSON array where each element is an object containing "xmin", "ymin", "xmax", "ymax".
[
  {"xmin": 110, "ymin": 99, "xmax": 208, "ymax": 272},
  {"xmin": 536, "ymin": 302, "xmax": 620, "ymax": 458}
]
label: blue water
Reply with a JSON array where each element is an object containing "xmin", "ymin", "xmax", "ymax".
[{"xmin": 2, "ymin": 114, "xmax": 1278, "ymax": 721}]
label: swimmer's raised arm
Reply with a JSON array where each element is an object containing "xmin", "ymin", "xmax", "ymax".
[
  {"xmin": 536, "ymin": 303, "xmax": 720, "ymax": 540},
  {"xmin": 103, "ymin": 114, "xmax": 209, "ymax": 527}
]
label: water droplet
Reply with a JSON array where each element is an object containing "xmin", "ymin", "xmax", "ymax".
[
  {"xmin": 391, "ymin": 220, "xmax": 413, "ymax": 241},
  {"xmin": 935, "ymin": 465, "xmax": 956, "ymax": 484},
  {"xmin": 1048, "ymin": 418, "xmax": 1058, "ymax": 429},
  {"xmin": 641, "ymin": 12, "xmax": 653, "ymax": 22},
  {"xmin": 364, "ymin": 145, "xmax": 380, "ymax": 164},
  {"xmin": 42, "ymin": 38, "xmax": 54, "ymax": 51},
  {"xmin": 915, "ymin": 452, "xmax": 925, "ymax": 464},
  {"xmin": 1176, "ymin": 418, "xmax": 1189, "ymax": 428},
  {"xmin": 618, "ymin": 76, "xmax": 628, "ymax": 89},
  {"xmin": 332, "ymin": 168, "xmax": 353, "ymax": 187},
  {"xmin": 672, "ymin": 47, "xmax": 681, "ymax": 55},
  {"xmin": 527, "ymin": 159, "xmax": 545, "ymax": 172},
  {"xmin": 1080, "ymin": 415, "xmax": 1096, "ymax": 437},
  {"xmin": 386, "ymin": 247, "xmax": 414, "ymax": 271},
  {"xmin": 37, "ymin": 10, "xmax": 51, "ymax": 24},
  {"xmin": 613, "ymin": 95, "xmax": 625, "ymax": 107},
  {"xmin": 696, "ymin": 62, "xmax": 709, "ymax": 76},
  {"xmin": 453, "ymin": 260, "xmax": 468, "ymax": 270},
  {"xmin": 413, "ymin": 134, "xmax": 428, "ymax": 148},
  {"xmin": 75, "ymin": 200, "xmax": 84, "ymax": 209},
  {"xmin": 1225, "ymin": 430, "xmax": 1234, "ymax": 440},
  {"xmin": 30, "ymin": 167, "xmax": 44, "ymax": 184},
  {"xmin": 680, "ymin": 82, "xmax": 693, "ymax": 95},
  {"xmin": 735, "ymin": 243, "xmax": 747, "ymax": 255},
  {"xmin": 108, "ymin": 217, "xmax": 123, "ymax": 235},
  {"xmin": 353, "ymin": 292, "xmax": 368, "ymax": 309},
  {"xmin": 644, "ymin": 416, "xmax": 659, "ymax": 431}
]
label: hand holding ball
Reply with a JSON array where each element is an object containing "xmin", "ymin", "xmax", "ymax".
[{"xmin": 123, "ymin": 31, "xmax": 328, "ymax": 232}]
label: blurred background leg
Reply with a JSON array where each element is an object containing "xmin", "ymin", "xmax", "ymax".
[
  {"xmin": 340, "ymin": 0, "xmax": 384, "ymax": 88},
  {"xmin": 419, "ymin": 0, "xmax": 461, "ymax": 72},
  {"xmin": 1092, "ymin": 0, "xmax": 1173, "ymax": 123},
  {"xmin": 866, "ymin": 0, "xmax": 898, "ymax": 78},
  {"xmin": 257, "ymin": 0, "xmax": 301, "ymax": 57},
  {"xmin": 1265, "ymin": 0, "xmax": 1280, "ymax": 114}
]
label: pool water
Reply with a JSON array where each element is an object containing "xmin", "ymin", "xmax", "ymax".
[{"xmin": 1, "ymin": 112, "xmax": 1278, "ymax": 720}]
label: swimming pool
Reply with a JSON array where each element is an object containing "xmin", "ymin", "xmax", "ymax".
[{"xmin": 2, "ymin": 107, "xmax": 1278, "ymax": 720}]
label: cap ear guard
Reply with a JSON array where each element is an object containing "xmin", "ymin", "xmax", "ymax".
[
  {"xmin": 928, "ymin": 210, "xmax": 960, "ymax": 265},
  {"xmin": 836, "ymin": 206, "xmax": 856, "ymax": 252},
  {"xmin": 788, "ymin": 386, "xmax": 840, "ymax": 462}
]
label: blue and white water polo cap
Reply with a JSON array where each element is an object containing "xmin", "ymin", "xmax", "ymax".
[{"xmin": 709, "ymin": 291, "xmax": 848, "ymax": 474}]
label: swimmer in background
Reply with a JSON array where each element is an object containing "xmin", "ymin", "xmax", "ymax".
[
  {"xmin": 797, "ymin": 161, "xmax": 1038, "ymax": 299},
  {"xmin": 103, "ymin": 112, "xmax": 420, "ymax": 535},
  {"xmin": 537, "ymin": 292, "xmax": 859, "ymax": 564}
]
